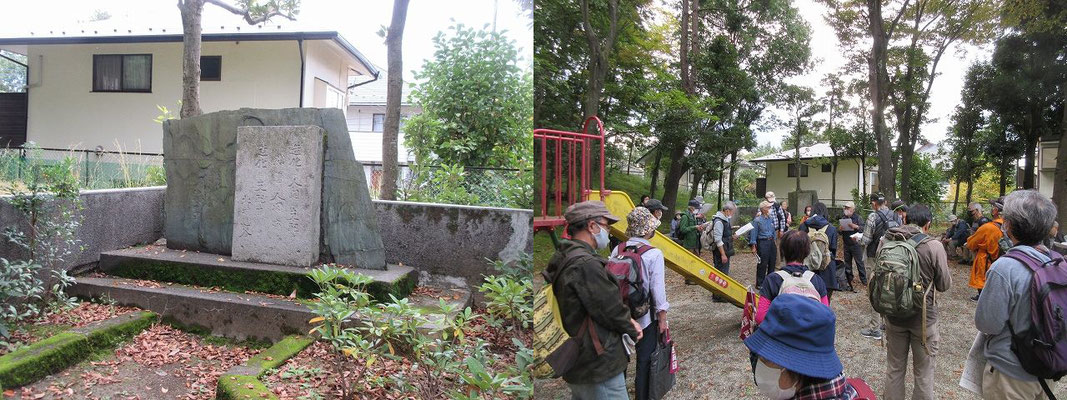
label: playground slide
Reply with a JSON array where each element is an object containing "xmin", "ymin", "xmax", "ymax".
[{"xmin": 592, "ymin": 190, "xmax": 751, "ymax": 307}]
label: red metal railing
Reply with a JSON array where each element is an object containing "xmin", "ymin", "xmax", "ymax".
[{"xmin": 533, "ymin": 116, "xmax": 606, "ymax": 232}]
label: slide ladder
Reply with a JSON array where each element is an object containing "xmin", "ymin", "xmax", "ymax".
[{"xmin": 594, "ymin": 190, "xmax": 751, "ymax": 307}]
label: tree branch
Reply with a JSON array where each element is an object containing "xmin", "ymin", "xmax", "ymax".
[{"xmin": 204, "ymin": 0, "xmax": 296, "ymax": 25}]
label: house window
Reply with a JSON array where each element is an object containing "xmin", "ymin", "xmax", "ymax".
[
  {"xmin": 822, "ymin": 163, "xmax": 832, "ymax": 173},
  {"xmin": 372, "ymin": 114, "xmax": 385, "ymax": 132},
  {"xmin": 200, "ymin": 56, "xmax": 221, "ymax": 81},
  {"xmin": 92, "ymin": 54, "xmax": 152, "ymax": 92},
  {"xmin": 787, "ymin": 163, "xmax": 808, "ymax": 178}
]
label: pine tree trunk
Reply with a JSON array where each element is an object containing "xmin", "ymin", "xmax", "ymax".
[
  {"xmin": 380, "ymin": 0, "xmax": 409, "ymax": 201},
  {"xmin": 179, "ymin": 0, "xmax": 205, "ymax": 118},
  {"xmin": 867, "ymin": 0, "xmax": 895, "ymax": 201},
  {"xmin": 728, "ymin": 150, "xmax": 737, "ymax": 201},
  {"xmin": 966, "ymin": 172, "xmax": 975, "ymax": 206}
]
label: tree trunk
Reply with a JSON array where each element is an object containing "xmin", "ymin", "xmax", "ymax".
[
  {"xmin": 579, "ymin": 0, "xmax": 619, "ymax": 120},
  {"xmin": 1000, "ymin": 157, "xmax": 1009, "ymax": 196},
  {"xmin": 965, "ymin": 172, "xmax": 975, "ymax": 205},
  {"xmin": 952, "ymin": 174, "xmax": 961, "ymax": 215},
  {"xmin": 1054, "ymin": 92, "xmax": 1067, "ymax": 228},
  {"xmin": 1022, "ymin": 118, "xmax": 1037, "ymax": 190},
  {"xmin": 717, "ymin": 166, "xmax": 724, "ymax": 209},
  {"xmin": 689, "ymin": 170, "xmax": 703, "ymax": 202},
  {"xmin": 728, "ymin": 150, "xmax": 737, "ymax": 201},
  {"xmin": 661, "ymin": 142, "xmax": 688, "ymax": 216},
  {"xmin": 831, "ymin": 157, "xmax": 838, "ymax": 206},
  {"xmin": 867, "ymin": 0, "xmax": 895, "ymax": 201},
  {"xmin": 649, "ymin": 145, "xmax": 662, "ymax": 197},
  {"xmin": 179, "ymin": 0, "xmax": 205, "ymax": 118},
  {"xmin": 380, "ymin": 0, "xmax": 409, "ymax": 201}
]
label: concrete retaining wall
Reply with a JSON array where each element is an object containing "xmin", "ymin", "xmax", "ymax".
[
  {"xmin": 1, "ymin": 187, "xmax": 532, "ymax": 287},
  {"xmin": 373, "ymin": 200, "xmax": 533, "ymax": 286},
  {"xmin": 0, "ymin": 186, "xmax": 166, "ymax": 270}
]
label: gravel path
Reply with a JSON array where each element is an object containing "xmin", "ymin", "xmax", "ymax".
[{"xmin": 535, "ymin": 247, "xmax": 1067, "ymax": 399}]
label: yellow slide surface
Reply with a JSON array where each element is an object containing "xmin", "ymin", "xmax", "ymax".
[{"xmin": 593, "ymin": 190, "xmax": 750, "ymax": 307}]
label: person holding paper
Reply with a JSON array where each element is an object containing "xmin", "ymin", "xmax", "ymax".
[
  {"xmin": 749, "ymin": 201, "xmax": 778, "ymax": 289},
  {"xmin": 837, "ymin": 202, "xmax": 865, "ymax": 292}
]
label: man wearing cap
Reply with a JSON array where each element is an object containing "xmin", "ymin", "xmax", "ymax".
[
  {"xmin": 837, "ymin": 201, "xmax": 865, "ymax": 292},
  {"xmin": 643, "ymin": 198, "xmax": 669, "ymax": 221},
  {"xmin": 966, "ymin": 197, "xmax": 1005, "ymax": 301},
  {"xmin": 941, "ymin": 214, "xmax": 969, "ymax": 261},
  {"xmin": 858, "ymin": 192, "xmax": 898, "ymax": 340},
  {"xmin": 679, "ymin": 199, "xmax": 705, "ymax": 255},
  {"xmin": 765, "ymin": 191, "xmax": 789, "ymax": 238},
  {"xmin": 543, "ymin": 201, "xmax": 643, "ymax": 398},
  {"xmin": 890, "ymin": 200, "xmax": 908, "ymax": 225},
  {"xmin": 610, "ymin": 207, "xmax": 669, "ymax": 400},
  {"xmin": 749, "ymin": 201, "xmax": 778, "ymax": 289},
  {"xmin": 744, "ymin": 294, "xmax": 859, "ymax": 399},
  {"xmin": 710, "ymin": 201, "xmax": 737, "ymax": 277}
]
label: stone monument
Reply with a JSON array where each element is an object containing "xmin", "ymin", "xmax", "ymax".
[
  {"xmin": 162, "ymin": 108, "xmax": 386, "ymax": 270},
  {"xmin": 231, "ymin": 126, "xmax": 324, "ymax": 266}
]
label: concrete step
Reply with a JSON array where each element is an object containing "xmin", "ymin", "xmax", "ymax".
[
  {"xmin": 98, "ymin": 245, "xmax": 416, "ymax": 302},
  {"xmin": 69, "ymin": 275, "xmax": 472, "ymax": 343}
]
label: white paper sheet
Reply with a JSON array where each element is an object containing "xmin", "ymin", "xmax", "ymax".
[
  {"xmin": 959, "ymin": 332, "xmax": 987, "ymax": 396},
  {"xmin": 735, "ymin": 222, "xmax": 755, "ymax": 237}
]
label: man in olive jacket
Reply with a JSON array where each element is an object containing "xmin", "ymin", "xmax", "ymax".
[{"xmin": 544, "ymin": 201, "xmax": 643, "ymax": 398}]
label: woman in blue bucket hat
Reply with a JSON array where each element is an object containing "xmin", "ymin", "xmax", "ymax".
[{"xmin": 744, "ymin": 294, "xmax": 858, "ymax": 400}]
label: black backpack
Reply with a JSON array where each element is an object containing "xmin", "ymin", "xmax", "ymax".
[{"xmin": 866, "ymin": 209, "xmax": 899, "ymax": 257}]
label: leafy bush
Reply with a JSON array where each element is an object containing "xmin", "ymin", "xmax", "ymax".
[
  {"xmin": 0, "ymin": 147, "xmax": 82, "ymax": 338},
  {"xmin": 480, "ymin": 254, "xmax": 533, "ymax": 329}
]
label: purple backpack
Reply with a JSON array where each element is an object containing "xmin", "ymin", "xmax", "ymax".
[{"xmin": 1002, "ymin": 248, "xmax": 1067, "ymax": 398}]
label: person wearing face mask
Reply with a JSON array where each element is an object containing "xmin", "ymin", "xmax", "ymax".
[
  {"xmin": 749, "ymin": 201, "xmax": 779, "ymax": 290},
  {"xmin": 610, "ymin": 207, "xmax": 669, "ymax": 400},
  {"xmin": 680, "ymin": 199, "xmax": 705, "ymax": 285},
  {"xmin": 745, "ymin": 294, "xmax": 858, "ymax": 400},
  {"xmin": 543, "ymin": 201, "xmax": 643, "ymax": 399}
]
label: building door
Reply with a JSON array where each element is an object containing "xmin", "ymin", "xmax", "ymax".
[{"xmin": 0, "ymin": 93, "xmax": 27, "ymax": 147}]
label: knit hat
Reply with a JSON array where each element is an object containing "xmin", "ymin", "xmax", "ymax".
[
  {"xmin": 744, "ymin": 294, "xmax": 843, "ymax": 379},
  {"xmin": 626, "ymin": 207, "xmax": 660, "ymax": 238}
]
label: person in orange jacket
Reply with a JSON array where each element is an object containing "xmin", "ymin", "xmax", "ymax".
[{"xmin": 965, "ymin": 197, "xmax": 1004, "ymax": 301}]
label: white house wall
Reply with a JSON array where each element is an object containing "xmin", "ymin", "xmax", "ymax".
[
  {"xmin": 763, "ymin": 159, "xmax": 870, "ymax": 205},
  {"xmin": 24, "ymin": 40, "xmax": 302, "ymax": 154},
  {"xmin": 345, "ymin": 104, "xmax": 420, "ymax": 163},
  {"xmin": 302, "ymin": 40, "xmax": 353, "ymax": 110}
]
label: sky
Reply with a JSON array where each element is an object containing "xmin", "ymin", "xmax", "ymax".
[
  {"xmin": 757, "ymin": 0, "xmax": 992, "ymax": 148},
  {"xmin": 0, "ymin": 0, "xmax": 533, "ymax": 81}
]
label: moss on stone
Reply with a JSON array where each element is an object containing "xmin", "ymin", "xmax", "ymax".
[
  {"xmin": 0, "ymin": 312, "xmax": 157, "ymax": 388},
  {"xmin": 365, "ymin": 272, "xmax": 417, "ymax": 303},
  {"xmin": 0, "ymin": 332, "xmax": 89, "ymax": 388},
  {"xmin": 245, "ymin": 335, "xmax": 315, "ymax": 376},
  {"xmin": 83, "ymin": 311, "xmax": 157, "ymax": 349},
  {"xmin": 108, "ymin": 259, "xmax": 319, "ymax": 298},
  {"xmin": 216, "ymin": 374, "xmax": 278, "ymax": 400}
]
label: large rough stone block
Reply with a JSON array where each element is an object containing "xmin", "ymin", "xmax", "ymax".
[
  {"xmin": 163, "ymin": 108, "xmax": 386, "ymax": 269},
  {"xmin": 232, "ymin": 126, "xmax": 324, "ymax": 266}
]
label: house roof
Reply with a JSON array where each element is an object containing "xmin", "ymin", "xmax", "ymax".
[
  {"xmin": 348, "ymin": 72, "xmax": 414, "ymax": 105},
  {"xmin": 0, "ymin": 20, "xmax": 378, "ymax": 77},
  {"xmin": 750, "ymin": 143, "xmax": 840, "ymax": 162}
]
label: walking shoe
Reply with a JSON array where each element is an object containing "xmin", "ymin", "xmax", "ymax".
[
  {"xmin": 860, "ymin": 328, "xmax": 883, "ymax": 340},
  {"xmin": 958, "ymin": 260, "xmax": 971, "ymax": 266},
  {"xmin": 970, "ymin": 293, "xmax": 980, "ymax": 301},
  {"xmin": 685, "ymin": 279, "xmax": 696, "ymax": 285}
]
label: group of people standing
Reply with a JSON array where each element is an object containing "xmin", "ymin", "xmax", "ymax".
[{"xmin": 543, "ymin": 188, "xmax": 1067, "ymax": 400}]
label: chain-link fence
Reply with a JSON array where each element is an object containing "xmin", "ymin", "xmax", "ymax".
[
  {"xmin": 0, "ymin": 147, "xmax": 164, "ymax": 191},
  {"xmin": 363, "ymin": 163, "xmax": 531, "ymax": 209}
]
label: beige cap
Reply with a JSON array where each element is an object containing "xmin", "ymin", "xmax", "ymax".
[{"xmin": 843, "ymin": 201, "xmax": 855, "ymax": 209}]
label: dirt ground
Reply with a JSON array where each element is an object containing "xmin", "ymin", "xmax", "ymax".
[{"xmin": 534, "ymin": 248, "xmax": 1067, "ymax": 399}]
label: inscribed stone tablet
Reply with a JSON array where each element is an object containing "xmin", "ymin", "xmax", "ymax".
[{"xmin": 231, "ymin": 126, "xmax": 324, "ymax": 266}]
